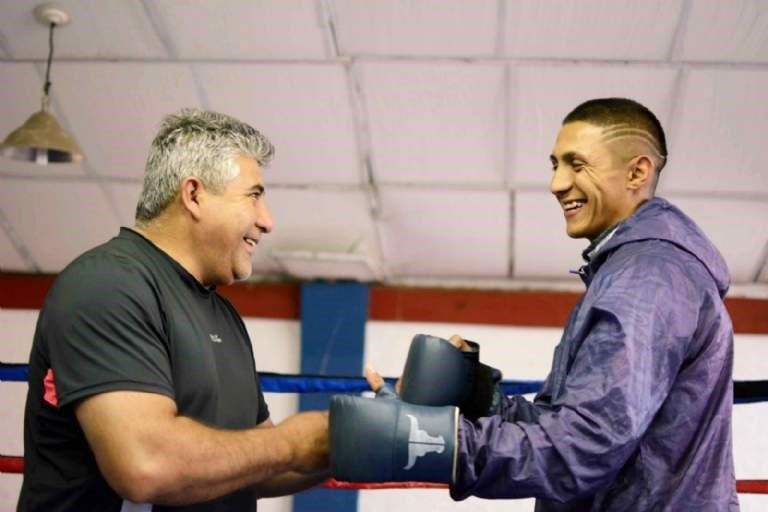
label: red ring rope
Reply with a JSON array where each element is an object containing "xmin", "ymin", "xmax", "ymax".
[
  {"xmin": 1, "ymin": 455, "xmax": 766, "ymax": 494},
  {"xmin": 323, "ymin": 479, "xmax": 447, "ymax": 490}
]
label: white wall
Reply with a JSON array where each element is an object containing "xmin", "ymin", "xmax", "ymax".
[{"xmin": 2, "ymin": 310, "xmax": 767, "ymax": 511}]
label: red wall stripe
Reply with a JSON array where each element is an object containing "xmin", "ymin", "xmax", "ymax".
[
  {"xmin": 368, "ymin": 287, "xmax": 578, "ymax": 327},
  {"xmin": 2, "ymin": 273, "xmax": 767, "ymax": 334},
  {"xmin": 0, "ymin": 274, "xmax": 56, "ymax": 310},
  {"xmin": 217, "ymin": 282, "xmax": 299, "ymax": 319}
]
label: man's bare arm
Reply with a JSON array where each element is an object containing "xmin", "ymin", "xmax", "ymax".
[
  {"xmin": 75, "ymin": 391, "xmax": 328, "ymax": 506},
  {"xmin": 251, "ymin": 418, "xmax": 331, "ymax": 498}
]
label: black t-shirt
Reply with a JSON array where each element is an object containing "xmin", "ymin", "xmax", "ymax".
[{"xmin": 18, "ymin": 228, "xmax": 269, "ymax": 512}]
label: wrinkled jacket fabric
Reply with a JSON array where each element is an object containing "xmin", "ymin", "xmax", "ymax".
[{"xmin": 451, "ymin": 198, "xmax": 740, "ymax": 511}]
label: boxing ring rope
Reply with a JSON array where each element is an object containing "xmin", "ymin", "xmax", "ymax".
[{"xmin": 2, "ymin": 363, "xmax": 768, "ymax": 494}]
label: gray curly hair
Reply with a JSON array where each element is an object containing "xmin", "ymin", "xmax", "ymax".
[{"xmin": 135, "ymin": 109, "xmax": 274, "ymax": 224}]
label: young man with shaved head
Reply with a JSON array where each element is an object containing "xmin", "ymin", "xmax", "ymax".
[
  {"xmin": 459, "ymin": 98, "xmax": 739, "ymax": 509},
  {"xmin": 360, "ymin": 98, "xmax": 739, "ymax": 510}
]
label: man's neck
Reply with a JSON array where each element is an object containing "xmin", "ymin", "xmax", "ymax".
[{"xmin": 133, "ymin": 218, "xmax": 206, "ymax": 285}]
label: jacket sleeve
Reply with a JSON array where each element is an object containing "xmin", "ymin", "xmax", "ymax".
[
  {"xmin": 498, "ymin": 394, "xmax": 542, "ymax": 423},
  {"xmin": 450, "ymin": 254, "xmax": 698, "ymax": 501}
]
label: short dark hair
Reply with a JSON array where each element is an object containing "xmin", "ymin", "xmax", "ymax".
[{"xmin": 563, "ymin": 98, "xmax": 668, "ymax": 172}]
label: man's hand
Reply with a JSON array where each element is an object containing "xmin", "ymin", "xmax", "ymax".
[{"xmin": 276, "ymin": 411, "xmax": 329, "ymax": 474}]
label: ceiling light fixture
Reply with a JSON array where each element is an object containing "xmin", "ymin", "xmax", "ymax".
[{"xmin": 0, "ymin": 3, "xmax": 83, "ymax": 165}]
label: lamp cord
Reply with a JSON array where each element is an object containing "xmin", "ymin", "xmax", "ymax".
[{"xmin": 43, "ymin": 22, "xmax": 55, "ymax": 98}]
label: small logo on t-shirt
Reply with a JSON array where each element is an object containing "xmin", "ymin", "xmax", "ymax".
[{"xmin": 209, "ymin": 334, "xmax": 223, "ymax": 343}]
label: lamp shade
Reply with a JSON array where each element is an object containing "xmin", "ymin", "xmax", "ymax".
[{"xmin": 1, "ymin": 110, "xmax": 84, "ymax": 164}]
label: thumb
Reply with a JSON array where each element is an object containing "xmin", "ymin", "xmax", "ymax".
[
  {"xmin": 364, "ymin": 362, "xmax": 385, "ymax": 392},
  {"xmin": 449, "ymin": 334, "xmax": 471, "ymax": 351}
]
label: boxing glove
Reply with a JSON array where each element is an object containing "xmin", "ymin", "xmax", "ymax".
[
  {"xmin": 398, "ymin": 334, "xmax": 503, "ymax": 419},
  {"xmin": 329, "ymin": 395, "xmax": 457, "ymax": 483}
]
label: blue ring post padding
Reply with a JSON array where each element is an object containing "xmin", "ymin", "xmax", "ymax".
[{"xmin": 294, "ymin": 282, "xmax": 368, "ymax": 512}]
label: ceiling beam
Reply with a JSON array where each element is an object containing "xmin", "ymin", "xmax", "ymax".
[
  {"xmin": 1, "ymin": 171, "xmax": 766, "ymax": 203},
  {"xmin": 2, "ymin": 56, "xmax": 767, "ymax": 70},
  {"xmin": 666, "ymin": 0, "xmax": 694, "ymax": 62}
]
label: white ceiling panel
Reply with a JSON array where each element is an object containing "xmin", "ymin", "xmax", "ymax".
[
  {"xmin": 50, "ymin": 62, "xmax": 201, "ymax": 178},
  {"xmin": 361, "ymin": 61, "xmax": 506, "ymax": 185},
  {"xmin": 504, "ymin": 0, "xmax": 683, "ymax": 60},
  {"xmin": 0, "ymin": 180, "xmax": 120, "ymax": 272},
  {"xmin": 331, "ymin": 0, "xmax": 498, "ymax": 57},
  {"xmin": 196, "ymin": 63, "xmax": 360, "ymax": 185},
  {"xmin": 512, "ymin": 64, "xmax": 678, "ymax": 186},
  {"xmin": 678, "ymin": 0, "xmax": 768, "ymax": 63},
  {"xmin": 105, "ymin": 182, "xmax": 143, "ymax": 228},
  {"xmin": 250, "ymin": 188, "xmax": 379, "ymax": 274},
  {"xmin": 667, "ymin": 196, "xmax": 768, "ymax": 284},
  {"xmin": 0, "ymin": 216, "xmax": 30, "ymax": 272},
  {"xmin": 513, "ymin": 190, "xmax": 589, "ymax": 278},
  {"xmin": 662, "ymin": 69, "xmax": 768, "ymax": 194},
  {"xmin": 152, "ymin": 0, "xmax": 328, "ymax": 60},
  {"xmin": 0, "ymin": 0, "xmax": 167, "ymax": 59},
  {"xmin": 378, "ymin": 187, "xmax": 509, "ymax": 277}
]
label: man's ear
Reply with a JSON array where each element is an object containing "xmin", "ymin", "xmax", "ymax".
[
  {"xmin": 179, "ymin": 177, "xmax": 205, "ymax": 220},
  {"xmin": 627, "ymin": 155, "xmax": 654, "ymax": 191}
]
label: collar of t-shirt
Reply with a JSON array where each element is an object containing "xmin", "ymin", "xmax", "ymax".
[{"xmin": 122, "ymin": 227, "xmax": 215, "ymax": 296}]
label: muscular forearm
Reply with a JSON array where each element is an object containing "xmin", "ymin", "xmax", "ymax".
[
  {"xmin": 135, "ymin": 415, "xmax": 298, "ymax": 505},
  {"xmin": 255, "ymin": 469, "xmax": 332, "ymax": 498},
  {"xmin": 76, "ymin": 392, "xmax": 328, "ymax": 506}
]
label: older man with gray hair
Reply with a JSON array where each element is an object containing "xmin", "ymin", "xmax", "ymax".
[{"xmin": 19, "ymin": 109, "xmax": 329, "ymax": 512}]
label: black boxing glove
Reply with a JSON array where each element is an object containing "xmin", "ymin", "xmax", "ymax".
[
  {"xmin": 398, "ymin": 334, "xmax": 503, "ymax": 419},
  {"xmin": 329, "ymin": 394, "xmax": 457, "ymax": 483}
]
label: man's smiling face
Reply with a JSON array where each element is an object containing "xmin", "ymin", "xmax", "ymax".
[{"xmin": 549, "ymin": 121, "xmax": 637, "ymax": 241}]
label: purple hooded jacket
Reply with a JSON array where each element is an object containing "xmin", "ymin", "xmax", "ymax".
[{"xmin": 451, "ymin": 197, "xmax": 740, "ymax": 511}]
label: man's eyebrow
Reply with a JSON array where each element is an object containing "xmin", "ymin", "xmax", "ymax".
[
  {"xmin": 551, "ymin": 151, "xmax": 583, "ymax": 165},
  {"xmin": 248, "ymin": 184, "xmax": 265, "ymax": 194}
]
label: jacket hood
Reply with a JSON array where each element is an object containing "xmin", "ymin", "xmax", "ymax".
[{"xmin": 588, "ymin": 197, "xmax": 730, "ymax": 297}]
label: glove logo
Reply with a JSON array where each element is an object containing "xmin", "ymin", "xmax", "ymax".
[{"xmin": 403, "ymin": 414, "xmax": 445, "ymax": 470}]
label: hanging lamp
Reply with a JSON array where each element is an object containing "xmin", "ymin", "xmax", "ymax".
[{"xmin": 1, "ymin": 3, "xmax": 83, "ymax": 165}]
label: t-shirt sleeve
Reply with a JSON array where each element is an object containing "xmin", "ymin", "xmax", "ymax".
[{"xmin": 43, "ymin": 255, "xmax": 174, "ymax": 408}]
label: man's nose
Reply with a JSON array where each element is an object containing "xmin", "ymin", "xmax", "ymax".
[
  {"xmin": 256, "ymin": 200, "xmax": 275, "ymax": 234},
  {"xmin": 550, "ymin": 166, "xmax": 573, "ymax": 196}
]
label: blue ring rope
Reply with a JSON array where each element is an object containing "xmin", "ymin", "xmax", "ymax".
[{"xmin": 1, "ymin": 363, "xmax": 765, "ymax": 404}]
